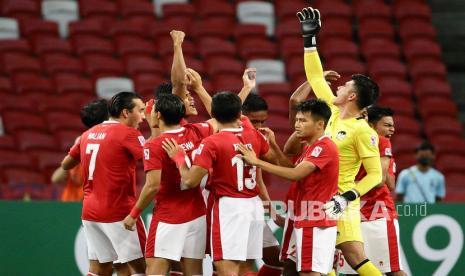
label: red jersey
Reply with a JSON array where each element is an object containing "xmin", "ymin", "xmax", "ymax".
[
  {"xmin": 193, "ymin": 126, "xmax": 269, "ymax": 198},
  {"xmin": 357, "ymin": 136, "xmax": 397, "ymax": 221},
  {"xmin": 143, "ymin": 123, "xmax": 213, "ymax": 223},
  {"xmin": 69, "ymin": 121, "xmax": 144, "ymax": 222},
  {"xmin": 294, "ymin": 136, "xmax": 339, "ymax": 228}
]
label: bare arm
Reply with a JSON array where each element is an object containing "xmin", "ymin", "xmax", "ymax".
[
  {"xmin": 260, "ymin": 127, "xmax": 294, "ymax": 167},
  {"xmin": 51, "ymin": 167, "xmax": 68, "ymax": 184},
  {"xmin": 237, "ymin": 68, "xmax": 257, "ymax": 103},
  {"xmin": 283, "ymin": 131, "xmax": 304, "ymax": 156},
  {"xmin": 257, "ymin": 169, "xmax": 271, "ymax": 202},
  {"xmin": 289, "ymin": 81, "xmax": 311, "ymax": 127},
  {"xmin": 386, "ymin": 173, "xmax": 396, "ymax": 191},
  {"xmin": 375, "ymin": 156, "xmax": 391, "ymax": 188},
  {"xmin": 61, "ymin": 155, "xmax": 79, "ymax": 170},
  {"xmin": 170, "ymin": 30, "xmax": 188, "ymax": 99},
  {"xmin": 185, "ymin": 68, "xmax": 212, "ymax": 116},
  {"xmin": 133, "ymin": 170, "xmax": 161, "ymax": 212}
]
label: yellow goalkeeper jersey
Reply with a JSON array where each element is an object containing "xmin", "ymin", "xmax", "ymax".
[{"xmin": 304, "ymin": 51, "xmax": 380, "ymax": 193}]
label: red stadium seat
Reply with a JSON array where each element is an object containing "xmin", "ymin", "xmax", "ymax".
[
  {"xmin": 108, "ymin": 20, "xmax": 147, "ymax": 40},
  {"xmin": 393, "ymin": 1, "xmax": 432, "ymax": 23},
  {"xmin": 262, "ymin": 94, "xmax": 290, "ymax": 116},
  {"xmin": 436, "ymin": 154, "xmax": 465, "ymax": 175},
  {"xmin": 133, "ymin": 73, "xmax": 167, "ymax": 98},
  {"xmin": 377, "ymin": 96, "xmax": 415, "ymax": 117},
  {"xmin": 444, "ymin": 188, "xmax": 465, "ymax": 202},
  {"xmin": 391, "ymin": 133, "xmax": 423, "ymax": 156},
  {"xmin": 0, "ymin": 150, "xmax": 35, "ymax": 170},
  {"xmin": 54, "ymin": 75, "xmax": 94, "ymax": 95},
  {"xmin": 42, "ymin": 54, "xmax": 83, "ymax": 76},
  {"xmin": 266, "ymin": 114, "xmax": 291, "ymax": 132},
  {"xmin": 319, "ymin": 38, "xmax": 359, "ymax": 60},
  {"xmin": 55, "ymin": 130, "xmax": 81, "ymax": 152},
  {"xmin": 125, "ymin": 56, "xmax": 165, "ymax": 78},
  {"xmin": 190, "ymin": 19, "xmax": 234, "ymax": 40},
  {"xmin": 1, "ymin": 53, "xmax": 41, "ymax": 75},
  {"xmin": 418, "ymin": 97, "xmax": 458, "ymax": 118},
  {"xmin": 430, "ymin": 134, "xmax": 465, "ymax": 147},
  {"xmin": 368, "ymin": 58, "xmax": 407, "ymax": 80},
  {"xmin": 19, "ymin": 19, "xmax": 59, "ymax": 39},
  {"xmin": 13, "ymin": 74, "xmax": 54, "ymax": 95},
  {"xmin": 69, "ymin": 19, "xmax": 106, "ymax": 38},
  {"xmin": 413, "ymin": 78, "xmax": 452, "ymax": 98},
  {"xmin": 376, "ymin": 77, "xmax": 412, "ymax": 98},
  {"xmin": 424, "ymin": 117, "xmax": 463, "ymax": 138},
  {"xmin": 16, "ymin": 130, "xmax": 57, "ymax": 152},
  {"xmin": 119, "ymin": 0, "xmax": 155, "ymax": 20},
  {"xmin": 212, "ymin": 75, "xmax": 243, "ymax": 93},
  {"xmin": 198, "ymin": 2, "xmax": 235, "ymax": 22},
  {"xmin": 0, "ymin": 39, "xmax": 31, "ymax": 55},
  {"xmin": 238, "ymin": 38, "xmax": 278, "ymax": 60},
  {"xmin": 33, "ymin": 151, "xmax": 64, "ymax": 172},
  {"xmin": 361, "ymin": 38, "xmax": 401, "ymax": 60},
  {"xmin": 156, "ymin": 36, "xmax": 196, "ymax": 59},
  {"xmin": 0, "ymin": 77, "xmax": 12, "ymax": 95},
  {"xmin": 83, "ymin": 55, "xmax": 125, "ymax": 78},
  {"xmin": 0, "ymin": 135, "xmax": 17, "ymax": 151},
  {"xmin": 403, "ymin": 38, "xmax": 442, "ymax": 62},
  {"xmin": 163, "ymin": 3, "xmax": 195, "ymax": 21},
  {"xmin": 37, "ymin": 95, "xmax": 83, "ymax": 115},
  {"xmin": 258, "ymin": 82, "xmax": 292, "ymax": 97},
  {"xmin": 354, "ymin": 0, "xmax": 392, "ymax": 22},
  {"xmin": 45, "ymin": 111, "xmax": 84, "ymax": 132},
  {"xmin": 197, "ymin": 38, "xmax": 236, "ymax": 59},
  {"xmin": 399, "ymin": 19, "xmax": 436, "ymax": 41},
  {"xmin": 79, "ymin": 0, "xmax": 118, "ymax": 22},
  {"xmin": 0, "ymin": 95, "xmax": 35, "ymax": 114},
  {"xmin": 408, "ymin": 59, "xmax": 447, "ymax": 80},
  {"xmin": 358, "ymin": 18, "xmax": 395, "ymax": 40},
  {"xmin": 394, "ymin": 152, "xmax": 417, "ymax": 172},
  {"xmin": 115, "ymin": 36, "xmax": 156, "ymax": 58},
  {"xmin": 434, "ymin": 139, "xmax": 465, "ymax": 159},
  {"xmin": 234, "ymin": 24, "xmax": 267, "ymax": 42},
  {"xmin": 1, "ymin": 0, "xmax": 40, "ymax": 20},
  {"xmin": 392, "ymin": 115, "xmax": 421, "ymax": 136},
  {"xmin": 149, "ymin": 19, "xmax": 191, "ymax": 41},
  {"xmin": 205, "ymin": 57, "xmax": 244, "ymax": 78},
  {"xmin": 3, "ymin": 168, "xmax": 45, "ymax": 186},
  {"xmin": 169, "ymin": 56, "xmax": 205, "ymax": 76},
  {"xmin": 318, "ymin": 18, "xmax": 353, "ymax": 40},
  {"xmin": 314, "ymin": 0, "xmax": 352, "ymax": 21},
  {"xmin": 275, "ymin": 0, "xmax": 308, "ymax": 21},
  {"xmin": 33, "ymin": 37, "xmax": 73, "ymax": 57},
  {"xmin": 285, "ymin": 56, "xmax": 305, "ymax": 80},
  {"xmin": 275, "ymin": 19, "xmax": 301, "ymax": 41},
  {"xmin": 279, "ymin": 37, "xmax": 303, "ymax": 61},
  {"xmin": 326, "ymin": 57, "xmax": 366, "ymax": 77},
  {"xmin": 73, "ymin": 35, "xmax": 115, "ymax": 57},
  {"xmin": 445, "ymin": 173, "xmax": 465, "ymax": 189}
]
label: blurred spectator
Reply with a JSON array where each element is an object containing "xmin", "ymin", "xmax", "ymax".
[
  {"xmin": 51, "ymin": 99, "xmax": 109, "ymax": 201},
  {"xmin": 396, "ymin": 142, "xmax": 446, "ymax": 203}
]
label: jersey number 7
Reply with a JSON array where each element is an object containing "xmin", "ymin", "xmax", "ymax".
[{"xmin": 85, "ymin": 144, "xmax": 100, "ymax": 180}]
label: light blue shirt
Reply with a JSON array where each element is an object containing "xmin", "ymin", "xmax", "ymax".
[{"xmin": 396, "ymin": 165, "xmax": 446, "ymax": 203}]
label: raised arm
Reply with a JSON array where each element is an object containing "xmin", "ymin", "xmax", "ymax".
[
  {"xmin": 170, "ymin": 30, "xmax": 188, "ymax": 99},
  {"xmin": 238, "ymin": 68, "xmax": 257, "ymax": 103},
  {"xmin": 186, "ymin": 68, "xmax": 212, "ymax": 116}
]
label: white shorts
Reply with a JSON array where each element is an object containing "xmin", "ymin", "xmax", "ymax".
[
  {"xmin": 211, "ymin": 196, "xmax": 264, "ymax": 261},
  {"xmin": 337, "ymin": 218, "xmax": 403, "ymax": 273},
  {"xmin": 280, "ymin": 217, "xmax": 296, "ymax": 262},
  {"xmin": 83, "ymin": 218, "xmax": 146, "ymax": 263},
  {"xmin": 263, "ymin": 221, "xmax": 279, "ymax": 248},
  {"xmin": 146, "ymin": 215, "xmax": 206, "ymax": 261},
  {"xmin": 295, "ymin": 226, "xmax": 337, "ymax": 274}
]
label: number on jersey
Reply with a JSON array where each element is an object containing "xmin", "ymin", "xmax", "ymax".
[
  {"xmin": 85, "ymin": 144, "xmax": 100, "ymax": 180},
  {"xmin": 232, "ymin": 155, "xmax": 257, "ymax": 191}
]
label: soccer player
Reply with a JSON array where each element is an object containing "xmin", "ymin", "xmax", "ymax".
[
  {"xmin": 61, "ymin": 92, "xmax": 147, "ymax": 276},
  {"xmin": 162, "ymin": 92, "xmax": 274, "ymax": 276},
  {"xmin": 123, "ymin": 94, "xmax": 213, "ymax": 276},
  {"xmin": 337, "ymin": 106, "xmax": 405, "ymax": 275},
  {"xmin": 239, "ymin": 99, "xmax": 339, "ymax": 275},
  {"xmin": 297, "ymin": 7, "xmax": 383, "ymax": 275}
]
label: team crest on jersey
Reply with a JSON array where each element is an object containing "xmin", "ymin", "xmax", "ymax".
[
  {"xmin": 385, "ymin": 147, "xmax": 392, "ymax": 156},
  {"xmin": 311, "ymin": 146, "xmax": 322, "ymax": 157},
  {"xmin": 144, "ymin": 149, "xmax": 150, "ymax": 160},
  {"xmin": 138, "ymin": 135, "xmax": 146, "ymax": 146},
  {"xmin": 370, "ymin": 135, "xmax": 377, "ymax": 146},
  {"xmin": 336, "ymin": 131, "xmax": 346, "ymax": 140}
]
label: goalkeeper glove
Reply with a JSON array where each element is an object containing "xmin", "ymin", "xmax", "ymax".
[
  {"xmin": 323, "ymin": 189, "xmax": 359, "ymax": 219},
  {"xmin": 296, "ymin": 7, "xmax": 321, "ymax": 48}
]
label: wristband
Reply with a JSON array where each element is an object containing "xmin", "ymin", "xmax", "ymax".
[
  {"xmin": 341, "ymin": 189, "xmax": 359, "ymax": 202},
  {"xmin": 129, "ymin": 206, "xmax": 142, "ymax": 219}
]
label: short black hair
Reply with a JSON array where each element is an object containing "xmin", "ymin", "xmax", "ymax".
[
  {"xmin": 352, "ymin": 74, "xmax": 380, "ymax": 110},
  {"xmin": 295, "ymin": 99, "xmax": 332, "ymax": 127},
  {"xmin": 242, "ymin": 93, "xmax": 268, "ymax": 114},
  {"xmin": 212, "ymin": 91, "xmax": 242, "ymax": 123},
  {"xmin": 80, "ymin": 99, "xmax": 109, "ymax": 128},
  {"xmin": 155, "ymin": 82, "xmax": 173, "ymax": 99},
  {"xmin": 155, "ymin": 94, "xmax": 186, "ymax": 126},
  {"xmin": 108, "ymin": 91, "xmax": 143, "ymax": 118},
  {"xmin": 416, "ymin": 141, "xmax": 435, "ymax": 153},
  {"xmin": 367, "ymin": 106, "xmax": 394, "ymax": 125}
]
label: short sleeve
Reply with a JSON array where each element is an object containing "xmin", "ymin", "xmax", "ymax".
[
  {"xmin": 303, "ymin": 142, "xmax": 333, "ymax": 170},
  {"xmin": 143, "ymin": 140, "xmax": 164, "ymax": 172},
  {"xmin": 192, "ymin": 139, "xmax": 215, "ymax": 170},
  {"xmin": 256, "ymin": 130, "xmax": 270, "ymax": 157},
  {"xmin": 395, "ymin": 169, "xmax": 408, "ymax": 194},
  {"xmin": 69, "ymin": 136, "xmax": 81, "ymax": 161},
  {"xmin": 436, "ymin": 173, "xmax": 446, "ymax": 198},
  {"xmin": 192, "ymin": 122, "xmax": 214, "ymax": 138},
  {"xmin": 240, "ymin": 116, "xmax": 254, "ymax": 130},
  {"xmin": 378, "ymin": 136, "xmax": 392, "ymax": 158},
  {"xmin": 355, "ymin": 127, "xmax": 380, "ymax": 159},
  {"xmin": 123, "ymin": 128, "xmax": 145, "ymax": 160}
]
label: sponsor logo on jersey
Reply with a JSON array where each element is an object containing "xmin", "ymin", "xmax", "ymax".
[
  {"xmin": 336, "ymin": 131, "xmax": 346, "ymax": 140},
  {"xmin": 138, "ymin": 135, "xmax": 146, "ymax": 146},
  {"xmin": 311, "ymin": 146, "xmax": 323, "ymax": 157}
]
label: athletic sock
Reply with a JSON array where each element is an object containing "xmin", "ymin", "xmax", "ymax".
[
  {"xmin": 257, "ymin": 264, "xmax": 282, "ymax": 276},
  {"xmin": 355, "ymin": 259, "xmax": 382, "ymax": 276}
]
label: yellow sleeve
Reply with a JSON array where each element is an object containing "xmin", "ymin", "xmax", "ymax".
[
  {"xmin": 355, "ymin": 128, "xmax": 379, "ymax": 159},
  {"xmin": 354, "ymin": 156, "xmax": 382, "ymax": 196},
  {"xmin": 304, "ymin": 51, "xmax": 336, "ymax": 108}
]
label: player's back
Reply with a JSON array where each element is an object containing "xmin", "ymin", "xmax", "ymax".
[
  {"xmin": 194, "ymin": 127, "xmax": 269, "ymax": 198},
  {"xmin": 145, "ymin": 123, "xmax": 212, "ymax": 223},
  {"xmin": 73, "ymin": 120, "xmax": 144, "ymax": 222}
]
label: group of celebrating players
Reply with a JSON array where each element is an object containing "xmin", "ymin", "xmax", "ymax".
[{"xmin": 61, "ymin": 7, "xmax": 406, "ymax": 276}]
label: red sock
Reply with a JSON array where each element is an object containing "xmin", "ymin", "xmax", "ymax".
[
  {"xmin": 257, "ymin": 264, "xmax": 283, "ymax": 276},
  {"xmin": 170, "ymin": 272, "xmax": 183, "ymax": 276}
]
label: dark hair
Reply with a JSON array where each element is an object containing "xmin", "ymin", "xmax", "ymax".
[
  {"xmin": 108, "ymin": 91, "xmax": 142, "ymax": 118},
  {"xmin": 155, "ymin": 94, "xmax": 186, "ymax": 126},
  {"xmin": 415, "ymin": 141, "xmax": 435, "ymax": 153},
  {"xmin": 367, "ymin": 106, "xmax": 394, "ymax": 125},
  {"xmin": 212, "ymin": 91, "xmax": 242, "ymax": 123},
  {"xmin": 80, "ymin": 99, "xmax": 109, "ymax": 128},
  {"xmin": 242, "ymin": 93, "xmax": 268, "ymax": 114},
  {"xmin": 352, "ymin": 74, "xmax": 379, "ymax": 110},
  {"xmin": 295, "ymin": 99, "xmax": 332, "ymax": 127},
  {"xmin": 155, "ymin": 82, "xmax": 173, "ymax": 99}
]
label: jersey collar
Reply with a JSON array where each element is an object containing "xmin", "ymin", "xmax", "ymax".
[
  {"xmin": 318, "ymin": 134, "xmax": 331, "ymax": 141},
  {"xmin": 220, "ymin": 127, "xmax": 243, "ymax": 133},
  {"xmin": 164, "ymin": 127, "xmax": 185, "ymax": 134},
  {"xmin": 102, "ymin": 120, "xmax": 120, "ymax": 124}
]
